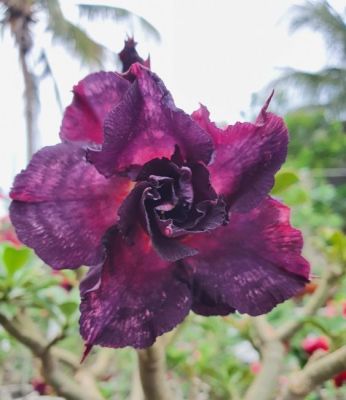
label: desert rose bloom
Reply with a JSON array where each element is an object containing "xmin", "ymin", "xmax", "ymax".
[
  {"xmin": 10, "ymin": 62, "xmax": 310, "ymax": 349},
  {"xmin": 334, "ymin": 370, "xmax": 346, "ymax": 387},
  {"xmin": 302, "ymin": 336, "xmax": 329, "ymax": 355}
]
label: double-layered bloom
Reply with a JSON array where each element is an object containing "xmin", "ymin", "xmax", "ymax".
[{"xmin": 10, "ymin": 61, "xmax": 310, "ymax": 349}]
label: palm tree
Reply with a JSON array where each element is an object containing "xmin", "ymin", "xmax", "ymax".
[
  {"xmin": 270, "ymin": 1, "xmax": 346, "ymax": 118},
  {"xmin": 0, "ymin": 0, "xmax": 159, "ymax": 160}
]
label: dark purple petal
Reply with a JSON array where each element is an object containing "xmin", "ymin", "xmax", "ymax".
[
  {"xmin": 136, "ymin": 158, "xmax": 181, "ymax": 182},
  {"xmin": 183, "ymin": 197, "xmax": 310, "ymax": 316},
  {"xmin": 191, "ymin": 94, "xmax": 288, "ymax": 212},
  {"xmin": 145, "ymin": 202, "xmax": 198, "ymax": 261},
  {"xmin": 117, "ymin": 181, "xmax": 150, "ymax": 243},
  {"xmin": 87, "ymin": 64, "xmax": 214, "ymax": 177},
  {"xmin": 192, "ymin": 283, "xmax": 236, "ymax": 316},
  {"xmin": 60, "ymin": 72, "xmax": 130, "ymax": 145},
  {"xmin": 118, "ymin": 37, "xmax": 150, "ymax": 72},
  {"xmin": 79, "ymin": 228, "xmax": 192, "ymax": 348},
  {"xmin": 118, "ymin": 180, "xmax": 198, "ymax": 262},
  {"xmin": 10, "ymin": 144, "xmax": 131, "ymax": 269}
]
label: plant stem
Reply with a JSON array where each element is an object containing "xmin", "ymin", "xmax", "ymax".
[
  {"xmin": 0, "ymin": 311, "xmax": 103, "ymax": 400},
  {"xmin": 19, "ymin": 48, "xmax": 38, "ymax": 161},
  {"xmin": 137, "ymin": 338, "xmax": 173, "ymax": 400},
  {"xmin": 280, "ymin": 346, "xmax": 346, "ymax": 400}
]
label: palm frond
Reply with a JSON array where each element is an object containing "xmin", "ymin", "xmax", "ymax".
[
  {"xmin": 271, "ymin": 67, "xmax": 346, "ymax": 118},
  {"xmin": 289, "ymin": 1, "xmax": 346, "ymax": 60},
  {"xmin": 77, "ymin": 3, "xmax": 160, "ymax": 42},
  {"xmin": 273, "ymin": 67, "xmax": 346, "ymax": 95},
  {"xmin": 42, "ymin": 0, "xmax": 108, "ymax": 67}
]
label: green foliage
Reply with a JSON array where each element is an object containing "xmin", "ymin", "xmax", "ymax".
[
  {"xmin": 289, "ymin": 1, "xmax": 346, "ymax": 60},
  {"xmin": 268, "ymin": 1, "xmax": 346, "ymax": 118},
  {"xmin": 272, "ymin": 170, "xmax": 299, "ymax": 195},
  {"xmin": 3, "ymin": 246, "xmax": 31, "ymax": 276},
  {"xmin": 285, "ymin": 110, "xmax": 346, "ymax": 168}
]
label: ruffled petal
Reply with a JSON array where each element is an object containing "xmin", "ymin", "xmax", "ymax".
[
  {"xmin": 192, "ymin": 280, "xmax": 235, "ymax": 316},
  {"xmin": 183, "ymin": 197, "xmax": 310, "ymax": 316},
  {"xmin": 60, "ymin": 72, "xmax": 130, "ymax": 145},
  {"xmin": 10, "ymin": 144, "xmax": 130, "ymax": 269},
  {"xmin": 87, "ymin": 64, "xmax": 214, "ymax": 177},
  {"xmin": 191, "ymin": 95, "xmax": 288, "ymax": 212},
  {"xmin": 118, "ymin": 181, "xmax": 198, "ymax": 262},
  {"xmin": 79, "ymin": 228, "xmax": 192, "ymax": 348}
]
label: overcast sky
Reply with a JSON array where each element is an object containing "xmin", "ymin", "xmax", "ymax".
[{"xmin": 1, "ymin": 0, "xmax": 344, "ymax": 191}]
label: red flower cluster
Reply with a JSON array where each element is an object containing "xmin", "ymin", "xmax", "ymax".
[
  {"xmin": 301, "ymin": 336, "xmax": 329, "ymax": 355},
  {"xmin": 334, "ymin": 371, "xmax": 346, "ymax": 387},
  {"xmin": 301, "ymin": 336, "xmax": 345, "ymax": 388}
]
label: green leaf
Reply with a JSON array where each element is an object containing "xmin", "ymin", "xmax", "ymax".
[
  {"xmin": 60, "ymin": 301, "xmax": 78, "ymax": 317},
  {"xmin": 272, "ymin": 171, "xmax": 299, "ymax": 194},
  {"xmin": 3, "ymin": 246, "xmax": 31, "ymax": 276}
]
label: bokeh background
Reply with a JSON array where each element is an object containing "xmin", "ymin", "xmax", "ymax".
[{"xmin": 0, "ymin": 1, "xmax": 345, "ymax": 399}]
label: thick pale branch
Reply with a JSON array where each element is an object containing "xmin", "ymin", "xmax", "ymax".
[
  {"xmin": 245, "ymin": 317, "xmax": 286, "ymax": 400},
  {"xmin": 52, "ymin": 347, "xmax": 80, "ymax": 369},
  {"xmin": 0, "ymin": 312, "xmax": 103, "ymax": 400},
  {"xmin": 137, "ymin": 338, "xmax": 173, "ymax": 400},
  {"xmin": 281, "ymin": 346, "xmax": 346, "ymax": 400},
  {"xmin": 89, "ymin": 349, "xmax": 115, "ymax": 378}
]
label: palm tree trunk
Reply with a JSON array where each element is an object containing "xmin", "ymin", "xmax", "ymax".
[{"xmin": 19, "ymin": 48, "xmax": 37, "ymax": 160}]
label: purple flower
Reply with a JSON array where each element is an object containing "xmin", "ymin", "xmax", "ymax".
[
  {"xmin": 118, "ymin": 37, "xmax": 150, "ymax": 72},
  {"xmin": 10, "ymin": 63, "xmax": 310, "ymax": 349}
]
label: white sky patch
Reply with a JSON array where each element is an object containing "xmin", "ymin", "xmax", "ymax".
[{"xmin": 0, "ymin": 0, "xmax": 344, "ymax": 191}]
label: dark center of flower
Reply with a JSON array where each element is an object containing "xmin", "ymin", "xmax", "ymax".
[{"xmin": 117, "ymin": 150, "xmax": 228, "ymax": 261}]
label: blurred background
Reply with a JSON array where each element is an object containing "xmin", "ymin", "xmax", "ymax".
[{"xmin": 0, "ymin": 0, "xmax": 345, "ymax": 399}]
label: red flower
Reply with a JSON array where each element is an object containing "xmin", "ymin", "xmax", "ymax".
[
  {"xmin": 31, "ymin": 378, "xmax": 49, "ymax": 395},
  {"xmin": 250, "ymin": 361, "xmax": 261, "ymax": 374},
  {"xmin": 334, "ymin": 370, "xmax": 346, "ymax": 387},
  {"xmin": 302, "ymin": 336, "xmax": 329, "ymax": 355}
]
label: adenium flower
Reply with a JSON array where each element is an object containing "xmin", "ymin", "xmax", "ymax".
[
  {"xmin": 31, "ymin": 377, "xmax": 50, "ymax": 395},
  {"xmin": 334, "ymin": 370, "xmax": 346, "ymax": 387},
  {"xmin": 302, "ymin": 336, "xmax": 329, "ymax": 355},
  {"xmin": 10, "ymin": 62, "xmax": 310, "ymax": 349}
]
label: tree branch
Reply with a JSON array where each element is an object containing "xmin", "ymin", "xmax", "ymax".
[
  {"xmin": 0, "ymin": 312, "xmax": 104, "ymax": 400},
  {"xmin": 280, "ymin": 346, "xmax": 346, "ymax": 400},
  {"xmin": 137, "ymin": 338, "xmax": 173, "ymax": 400},
  {"xmin": 244, "ymin": 316, "xmax": 286, "ymax": 400}
]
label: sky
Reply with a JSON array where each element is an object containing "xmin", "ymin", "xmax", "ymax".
[{"xmin": 0, "ymin": 0, "xmax": 345, "ymax": 192}]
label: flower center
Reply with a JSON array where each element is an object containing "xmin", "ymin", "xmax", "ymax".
[{"xmin": 117, "ymin": 155, "xmax": 228, "ymax": 261}]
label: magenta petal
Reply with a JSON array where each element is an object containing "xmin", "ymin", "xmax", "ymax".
[
  {"xmin": 10, "ymin": 144, "xmax": 130, "ymax": 269},
  {"xmin": 192, "ymin": 97, "xmax": 288, "ymax": 212},
  {"xmin": 80, "ymin": 228, "xmax": 192, "ymax": 348},
  {"xmin": 60, "ymin": 72, "xmax": 130, "ymax": 145},
  {"xmin": 184, "ymin": 197, "xmax": 309, "ymax": 316},
  {"xmin": 87, "ymin": 64, "xmax": 214, "ymax": 177}
]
